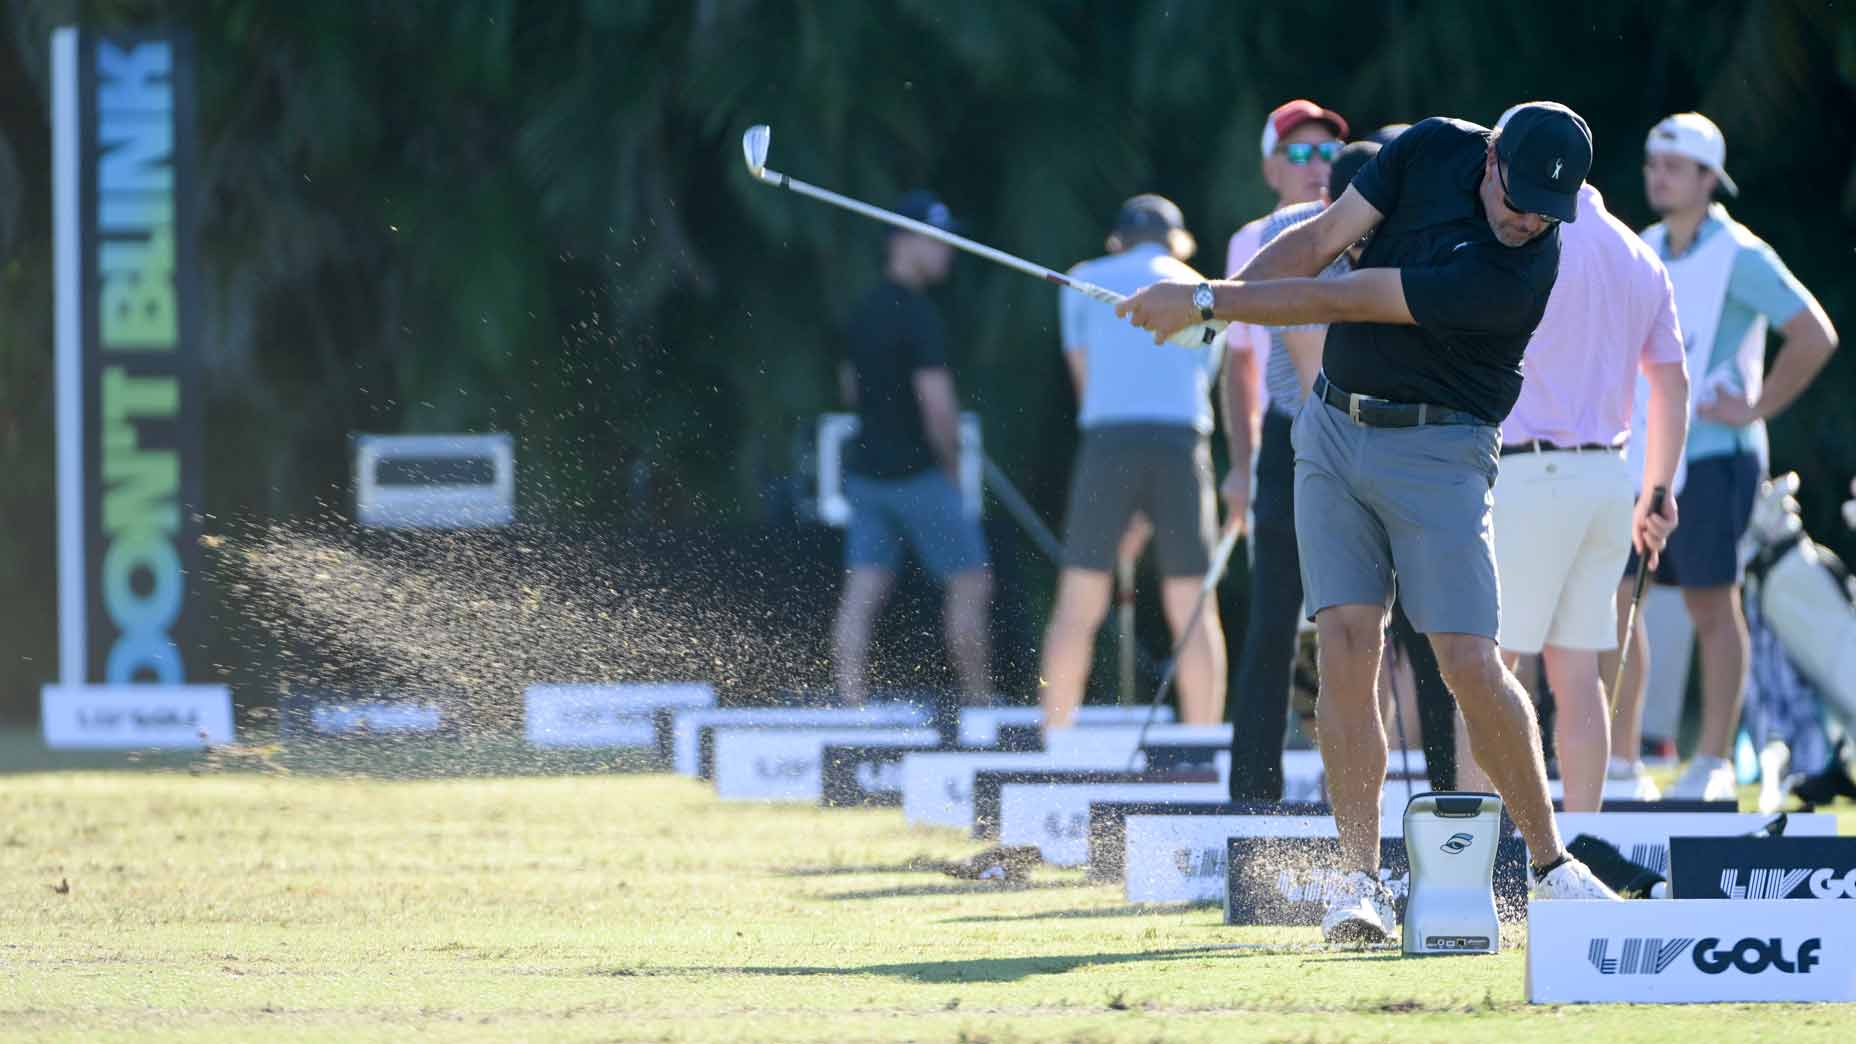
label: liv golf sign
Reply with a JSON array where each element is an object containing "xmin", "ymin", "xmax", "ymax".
[{"xmin": 40, "ymin": 27, "xmax": 231, "ymax": 748}]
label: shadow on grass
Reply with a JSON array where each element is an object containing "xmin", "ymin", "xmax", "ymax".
[
  {"xmin": 672, "ymin": 944, "xmax": 1273, "ymax": 984},
  {"xmin": 816, "ymin": 880, "xmax": 1089, "ymax": 901},
  {"xmin": 940, "ymin": 901, "xmax": 1220, "ymax": 923}
]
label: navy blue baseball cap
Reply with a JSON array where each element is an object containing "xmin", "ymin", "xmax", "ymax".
[
  {"xmin": 1112, "ymin": 193, "xmax": 1188, "ymax": 237},
  {"xmin": 1494, "ymin": 102, "xmax": 1592, "ymax": 222},
  {"xmin": 893, "ymin": 190, "xmax": 959, "ymax": 234}
]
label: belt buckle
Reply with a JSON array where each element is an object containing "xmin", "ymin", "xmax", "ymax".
[{"xmin": 1348, "ymin": 393, "xmax": 1363, "ymax": 425}]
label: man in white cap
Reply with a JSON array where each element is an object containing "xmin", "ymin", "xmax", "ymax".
[
  {"xmin": 1459, "ymin": 106, "xmax": 1689, "ymax": 812},
  {"xmin": 1620, "ymin": 113, "xmax": 1840, "ymax": 801}
]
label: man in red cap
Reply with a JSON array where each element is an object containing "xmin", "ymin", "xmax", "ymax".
[{"xmin": 1223, "ymin": 99, "xmax": 1347, "ymax": 793}]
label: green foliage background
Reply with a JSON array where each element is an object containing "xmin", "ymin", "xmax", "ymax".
[{"xmin": 2, "ymin": 1, "xmax": 1854, "ymax": 717}]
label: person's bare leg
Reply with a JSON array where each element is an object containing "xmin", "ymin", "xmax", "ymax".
[
  {"xmin": 833, "ymin": 569, "xmax": 895, "ymax": 704},
  {"xmin": 1541, "ymin": 645, "xmax": 1607, "ymax": 812},
  {"xmin": 1161, "ymin": 576, "xmax": 1226, "ymax": 725},
  {"xmin": 1431, "ymin": 632, "xmax": 1565, "ymax": 864},
  {"xmin": 1455, "ymin": 708, "xmax": 1492, "ymax": 791},
  {"xmin": 1684, "ymin": 584, "xmax": 1748, "ymax": 760},
  {"xmin": 1314, "ymin": 604, "xmax": 1389, "ymax": 873},
  {"xmin": 1038, "ymin": 568, "xmax": 1112, "ymax": 729},
  {"xmin": 1601, "ymin": 578, "xmax": 1650, "ymax": 761},
  {"xmin": 944, "ymin": 567, "xmax": 994, "ymax": 705}
]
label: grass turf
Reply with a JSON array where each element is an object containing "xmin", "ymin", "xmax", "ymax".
[{"xmin": 3, "ymin": 734, "xmax": 1853, "ymax": 1042}]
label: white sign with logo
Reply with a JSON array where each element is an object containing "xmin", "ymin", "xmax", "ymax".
[
  {"xmin": 40, "ymin": 684, "xmax": 233, "ymax": 749},
  {"xmin": 669, "ymin": 704, "xmax": 930, "ymax": 777},
  {"xmin": 1123, "ymin": 807, "xmax": 1406, "ymax": 903},
  {"xmin": 1527, "ymin": 899, "xmax": 1856, "ymax": 1003},
  {"xmin": 901, "ymin": 749, "xmax": 1142, "ymax": 830},
  {"xmin": 998, "ymin": 782, "xmax": 1229, "ymax": 867},
  {"xmin": 711, "ymin": 727, "xmax": 941, "ymax": 801},
  {"xmin": 523, "ymin": 682, "xmax": 713, "ymax": 748},
  {"xmin": 308, "ymin": 701, "xmax": 443, "ymax": 736},
  {"xmin": 1041, "ymin": 723, "xmax": 1232, "ymax": 760},
  {"xmin": 954, "ymin": 705, "xmax": 1170, "ymax": 747},
  {"xmin": 1543, "ymin": 812, "xmax": 1838, "ymax": 875}
]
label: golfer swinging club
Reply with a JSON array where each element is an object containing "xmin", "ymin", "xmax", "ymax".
[{"xmin": 1119, "ymin": 103, "xmax": 1621, "ymax": 943}]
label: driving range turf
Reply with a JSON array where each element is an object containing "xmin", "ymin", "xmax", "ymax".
[{"xmin": 3, "ymin": 733, "xmax": 1853, "ymax": 1042}]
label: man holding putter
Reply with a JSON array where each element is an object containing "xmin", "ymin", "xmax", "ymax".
[{"xmin": 1119, "ymin": 104, "xmax": 1622, "ymax": 942}]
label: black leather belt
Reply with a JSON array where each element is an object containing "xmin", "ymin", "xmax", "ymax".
[
  {"xmin": 1313, "ymin": 372, "xmax": 1484, "ymax": 429},
  {"xmin": 1499, "ymin": 440, "xmax": 1621, "ymax": 457}
]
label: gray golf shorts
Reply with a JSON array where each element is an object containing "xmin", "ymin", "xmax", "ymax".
[
  {"xmin": 1291, "ymin": 397, "xmax": 1502, "ymax": 638},
  {"xmin": 1059, "ymin": 424, "xmax": 1214, "ymax": 577}
]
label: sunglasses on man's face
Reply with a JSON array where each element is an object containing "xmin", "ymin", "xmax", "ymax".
[
  {"xmin": 1279, "ymin": 141, "xmax": 1342, "ymax": 166},
  {"xmin": 1495, "ymin": 161, "xmax": 1561, "ymax": 225}
]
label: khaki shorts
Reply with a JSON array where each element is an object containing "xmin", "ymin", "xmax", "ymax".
[
  {"xmin": 1491, "ymin": 449, "xmax": 1634, "ymax": 654},
  {"xmin": 1060, "ymin": 424, "xmax": 1214, "ymax": 577}
]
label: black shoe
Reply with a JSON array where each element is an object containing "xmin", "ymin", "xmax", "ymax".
[{"xmin": 1566, "ymin": 834, "xmax": 1664, "ymax": 898}]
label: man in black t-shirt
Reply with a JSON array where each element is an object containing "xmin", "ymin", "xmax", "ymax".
[
  {"xmin": 1120, "ymin": 104, "xmax": 1620, "ymax": 941},
  {"xmin": 832, "ymin": 191, "xmax": 992, "ymax": 706}
]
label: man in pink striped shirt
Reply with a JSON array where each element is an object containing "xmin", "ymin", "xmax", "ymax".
[{"xmin": 1471, "ymin": 162, "xmax": 1690, "ymax": 811}]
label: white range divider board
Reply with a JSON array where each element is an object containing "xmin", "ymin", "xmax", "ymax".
[
  {"xmin": 670, "ymin": 704, "xmax": 931, "ymax": 777},
  {"xmin": 998, "ymin": 782, "xmax": 1230, "ymax": 867},
  {"xmin": 1542, "ymin": 812, "xmax": 1838, "ymax": 875},
  {"xmin": 40, "ymin": 684, "xmax": 234, "ymax": 749},
  {"xmin": 711, "ymin": 726, "xmax": 943, "ymax": 801},
  {"xmin": 524, "ymin": 682, "xmax": 714, "ymax": 748},
  {"xmin": 1124, "ymin": 806, "xmax": 1406, "ymax": 904},
  {"xmin": 956, "ymin": 705, "xmax": 1172, "ymax": 747},
  {"xmin": 1527, "ymin": 899, "xmax": 1856, "ymax": 1004},
  {"xmin": 902, "ymin": 749, "xmax": 1144, "ymax": 830},
  {"xmin": 1040, "ymin": 723, "xmax": 1232, "ymax": 760}
]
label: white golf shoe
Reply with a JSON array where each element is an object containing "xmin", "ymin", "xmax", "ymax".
[
  {"xmin": 1607, "ymin": 757, "xmax": 1661, "ymax": 800},
  {"xmin": 1530, "ymin": 857, "xmax": 1624, "ymax": 901},
  {"xmin": 1666, "ymin": 756, "xmax": 1737, "ymax": 803},
  {"xmin": 1320, "ymin": 869, "xmax": 1396, "ymax": 944}
]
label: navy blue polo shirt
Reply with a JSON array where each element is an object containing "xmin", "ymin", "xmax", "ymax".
[{"xmin": 1321, "ymin": 117, "xmax": 1561, "ymax": 424}]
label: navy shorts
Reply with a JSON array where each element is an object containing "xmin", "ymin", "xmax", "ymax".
[
  {"xmin": 844, "ymin": 471, "xmax": 989, "ymax": 581},
  {"xmin": 1629, "ymin": 450, "xmax": 1761, "ymax": 588}
]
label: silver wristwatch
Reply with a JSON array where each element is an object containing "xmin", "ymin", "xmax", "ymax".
[{"xmin": 1193, "ymin": 282, "xmax": 1215, "ymax": 321}]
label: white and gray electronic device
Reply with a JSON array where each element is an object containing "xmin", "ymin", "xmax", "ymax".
[{"xmin": 1402, "ymin": 791, "xmax": 1502, "ymax": 956}]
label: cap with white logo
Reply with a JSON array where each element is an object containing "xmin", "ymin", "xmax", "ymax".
[
  {"xmin": 1645, "ymin": 112, "xmax": 1739, "ymax": 196},
  {"xmin": 1493, "ymin": 101, "xmax": 1593, "ymax": 223}
]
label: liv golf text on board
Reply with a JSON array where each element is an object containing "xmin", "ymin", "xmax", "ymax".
[{"xmin": 97, "ymin": 40, "xmax": 185, "ymax": 682}]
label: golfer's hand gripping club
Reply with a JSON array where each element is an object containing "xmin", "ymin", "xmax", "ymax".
[
  {"xmin": 1609, "ymin": 485, "xmax": 1668, "ymax": 714},
  {"xmin": 740, "ymin": 124, "xmax": 1223, "ymax": 349}
]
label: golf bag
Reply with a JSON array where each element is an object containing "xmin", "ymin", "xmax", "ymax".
[{"xmin": 1742, "ymin": 474, "xmax": 1856, "ymax": 768}]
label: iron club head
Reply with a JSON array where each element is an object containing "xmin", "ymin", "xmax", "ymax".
[{"xmin": 742, "ymin": 125, "xmax": 771, "ymax": 179}]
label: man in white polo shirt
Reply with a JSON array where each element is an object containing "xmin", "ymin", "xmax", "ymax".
[
  {"xmin": 1466, "ymin": 106, "xmax": 1690, "ymax": 812},
  {"xmin": 1041, "ymin": 195, "xmax": 1228, "ymax": 727},
  {"xmin": 1620, "ymin": 113, "xmax": 1840, "ymax": 801}
]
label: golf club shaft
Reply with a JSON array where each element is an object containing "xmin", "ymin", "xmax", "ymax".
[
  {"xmin": 1608, "ymin": 485, "xmax": 1669, "ymax": 715},
  {"xmin": 756, "ymin": 167, "xmax": 1124, "ymax": 305}
]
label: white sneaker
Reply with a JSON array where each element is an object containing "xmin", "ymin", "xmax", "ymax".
[
  {"xmin": 1666, "ymin": 756, "xmax": 1737, "ymax": 803},
  {"xmin": 1320, "ymin": 869, "xmax": 1395, "ymax": 944},
  {"xmin": 1607, "ymin": 757, "xmax": 1661, "ymax": 801},
  {"xmin": 1531, "ymin": 857, "xmax": 1624, "ymax": 901}
]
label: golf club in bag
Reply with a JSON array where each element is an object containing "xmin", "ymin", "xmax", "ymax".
[{"xmin": 739, "ymin": 125, "xmax": 1224, "ymax": 349}]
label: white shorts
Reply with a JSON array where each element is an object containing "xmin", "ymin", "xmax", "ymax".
[{"xmin": 1491, "ymin": 449, "xmax": 1634, "ymax": 655}]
